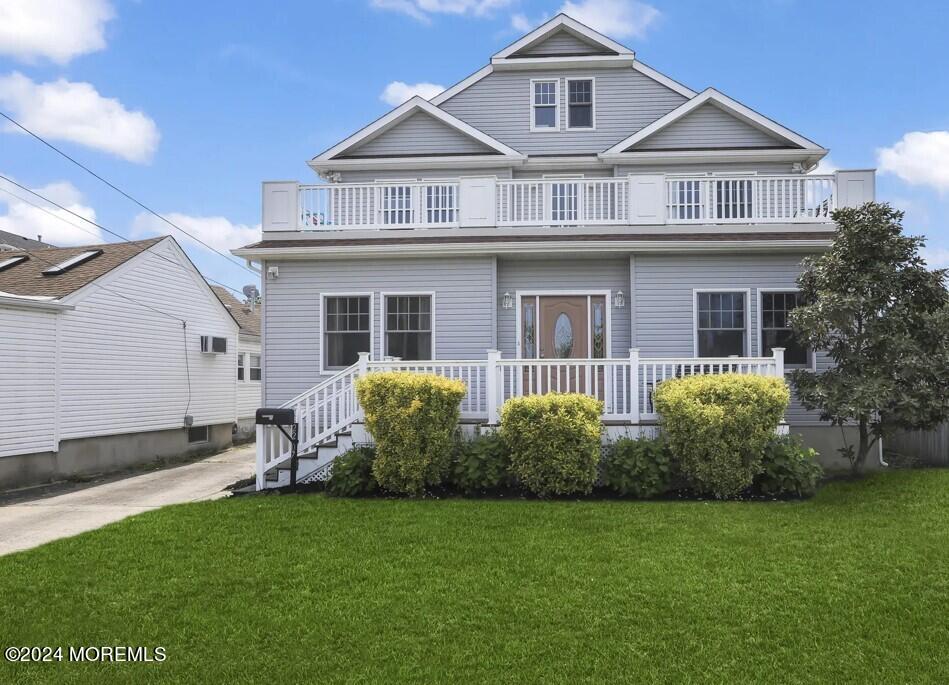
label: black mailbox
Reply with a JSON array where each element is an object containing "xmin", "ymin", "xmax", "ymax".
[{"xmin": 256, "ymin": 408, "xmax": 295, "ymax": 426}]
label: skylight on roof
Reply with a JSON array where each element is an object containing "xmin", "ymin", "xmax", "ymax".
[
  {"xmin": 0, "ymin": 255, "xmax": 27, "ymax": 272},
  {"xmin": 42, "ymin": 250, "xmax": 103, "ymax": 275}
]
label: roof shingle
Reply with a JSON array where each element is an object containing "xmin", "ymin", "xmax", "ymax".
[{"xmin": 210, "ymin": 285, "xmax": 260, "ymax": 336}]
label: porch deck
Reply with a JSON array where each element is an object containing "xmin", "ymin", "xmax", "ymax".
[{"xmin": 256, "ymin": 349, "xmax": 786, "ymax": 489}]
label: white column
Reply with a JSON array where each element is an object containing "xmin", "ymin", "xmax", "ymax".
[
  {"xmin": 255, "ymin": 425, "xmax": 265, "ymax": 490},
  {"xmin": 772, "ymin": 347, "xmax": 785, "ymax": 378},
  {"xmin": 486, "ymin": 349, "xmax": 501, "ymax": 424},
  {"xmin": 356, "ymin": 352, "xmax": 370, "ymax": 420},
  {"xmin": 262, "ymin": 181, "xmax": 299, "ymax": 232},
  {"xmin": 629, "ymin": 348, "xmax": 641, "ymax": 424}
]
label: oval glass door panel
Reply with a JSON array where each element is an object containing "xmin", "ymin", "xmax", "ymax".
[{"xmin": 553, "ymin": 313, "xmax": 574, "ymax": 358}]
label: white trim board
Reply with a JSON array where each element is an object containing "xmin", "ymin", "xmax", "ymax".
[
  {"xmin": 314, "ymin": 96, "xmax": 523, "ymax": 162},
  {"xmin": 603, "ymin": 88, "xmax": 824, "ymax": 155},
  {"xmin": 318, "ymin": 291, "xmax": 375, "ymax": 375},
  {"xmin": 692, "ymin": 288, "xmax": 753, "ymax": 358},
  {"xmin": 379, "ymin": 290, "xmax": 437, "ymax": 361}
]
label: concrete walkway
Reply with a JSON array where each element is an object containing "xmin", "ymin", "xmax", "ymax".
[{"xmin": 0, "ymin": 444, "xmax": 255, "ymax": 556}]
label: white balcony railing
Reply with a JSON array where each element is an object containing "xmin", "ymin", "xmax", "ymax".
[{"xmin": 262, "ymin": 171, "xmax": 875, "ymax": 233}]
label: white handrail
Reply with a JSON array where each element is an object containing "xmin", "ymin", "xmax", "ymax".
[
  {"xmin": 298, "ymin": 181, "xmax": 460, "ymax": 230},
  {"xmin": 496, "ymin": 177, "xmax": 628, "ymax": 226}
]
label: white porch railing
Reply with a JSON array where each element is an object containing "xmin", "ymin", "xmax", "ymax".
[
  {"xmin": 256, "ymin": 348, "xmax": 786, "ymax": 487},
  {"xmin": 496, "ymin": 178, "xmax": 629, "ymax": 226},
  {"xmin": 263, "ymin": 171, "xmax": 876, "ymax": 233},
  {"xmin": 298, "ymin": 181, "xmax": 460, "ymax": 229},
  {"xmin": 665, "ymin": 175, "xmax": 835, "ymax": 224}
]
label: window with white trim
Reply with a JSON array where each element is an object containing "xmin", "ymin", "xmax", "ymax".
[
  {"xmin": 384, "ymin": 295, "xmax": 432, "ymax": 361},
  {"xmin": 237, "ymin": 353, "xmax": 245, "ymax": 381},
  {"xmin": 697, "ymin": 291, "xmax": 746, "ymax": 357},
  {"xmin": 249, "ymin": 354, "xmax": 262, "ymax": 381},
  {"xmin": 324, "ymin": 296, "xmax": 371, "ymax": 369},
  {"xmin": 566, "ymin": 78, "xmax": 594, "ymax": 129},
  {"xmin": 761, "ymin": 291, "xmax": 809, "ymax": 367},
  {"xmin": 532, "ymin": 80, "xmax": 558, "ymax": 130}
]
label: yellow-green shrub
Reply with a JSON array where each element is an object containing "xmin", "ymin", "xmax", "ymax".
[
  {"xmin": 499, "ymin": 393, "xmax": 602, "ymax": 497},
  {"xmin": 356, "ymin": 372, "xmax": 466, "ymax": 496},
  {"xmin": 654, "ymin": 373, "xmax": 790, "ymax": 498}
]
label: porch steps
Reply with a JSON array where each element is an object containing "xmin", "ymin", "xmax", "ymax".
[{"xmin": 263, "ymin": 429, "xmax": 354, "ymax": 487}]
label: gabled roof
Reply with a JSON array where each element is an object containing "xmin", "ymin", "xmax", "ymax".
[
  {"xmin": 210, "ymin": 285, "xmax": 260, "ymax": 337},
  {"xmin": 0, "ymin": 229, "xmax": 53, "ymax": 251},
  {"xmin": 603, "ymin": 88, "xmax": 824, "ymax": 155},
  {"xmin": 0, "ymin": 237, "xmax": 164, "ymax": 299},
  {"xmin": 313, "ymin": 97, "xmax": 523, "ymax": 163},
  {"xmin": 493, "ymin": 14, "xmax": 634, "ymax": 60}
]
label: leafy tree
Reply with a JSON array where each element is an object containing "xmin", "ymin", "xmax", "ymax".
[{"xmin": 789, "ymin": 202, "xmax": 949, "ymax": 474}]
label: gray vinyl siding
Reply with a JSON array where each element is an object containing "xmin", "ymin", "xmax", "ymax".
[
  {"xmin": 518, "ymin": 30, "xmax": 610, "ymax": 56},
  {"xmin": 441, "ymin": 67, "xmax": 687, "ymax": 155},
  {"xmin": 513, "ymin": 166, "xmax": 614, "ymax": 179},
  {"xmin": 263, "ymin": 257, "xmax": 495, "ymax": 405},
  {"xmin": 615, "ymin": 162, "xmax": 798, "ymax": 175},
  {"xmin": 496, "ymin": 257, "xmax": 630, "ymax": 358},
  {"xmin": 631, "ymin": 252, "xmax": 829, "ymax": 425},
  {"xmin": 344, "ymin": 112, "xmax": 494, "ymax": 157},
  {"xmin": 633, "ymin": 103, "xmax": 786, "ymax": 150},
  {"xmin": 337, "ymin": 167, "xmax": 513, "ymax": 183}
]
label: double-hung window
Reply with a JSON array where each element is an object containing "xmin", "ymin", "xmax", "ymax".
[
  {"xmin": 237, "ymin": 353, "xmax": 245, "ymax": 381},
  {"xmin": 384, "ymin": 295, "xmax": 432, "ymax": 361},
  {"xmin": 323, "ymin": 295, "xmax": 371, "ymax": 369},
  {"xmin": 696, "ymin": 291, "xmax": 747, "ymax": 357},
  {"xmin": 249, "ymin": 354, "xmax": 262, "ymax": 381},
  {"xmin": 761, "ymin": 291, "xmax": 810, "ymax": 367},
  {"xmin": 531, "ymin": 79, "xmax": 558, "ymax": 130},
  {"xmin": 566, "ymin": 78, "xmax": 594, "ymax": 129}
]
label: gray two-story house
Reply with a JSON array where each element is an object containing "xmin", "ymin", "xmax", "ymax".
[{"xmin": 236, "ymin": 14, "xmax": 875, "ymax": 488}]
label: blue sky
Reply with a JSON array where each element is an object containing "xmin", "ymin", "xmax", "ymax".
[{"xmin": 1, "ymin": 0, "xmax": 948, "ymax": 294}]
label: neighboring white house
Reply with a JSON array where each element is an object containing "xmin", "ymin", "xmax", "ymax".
[
  {"xmin": 211, "ymin": 285, "xmax": 262, "ymax": 442},
  {"xmin": 0, "ymin": 236, "xmax": 241, "ymax": 489}
]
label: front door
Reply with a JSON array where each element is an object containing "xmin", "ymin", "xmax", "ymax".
[{"xmin": 520, "ymin": 294, "xmax": 607, "ymax": 394}]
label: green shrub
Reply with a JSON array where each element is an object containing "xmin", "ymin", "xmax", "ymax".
[
  {"xmin": 753, "ymin": 435, "xmax": 823, "ymax": 498},
  {"xmin": 356, "ymin": 372, "xmax": 467, "ymax": 496},
  {"xmin": 603, "ymin": 436, "xmax": 677, "ymax": 498},
  {"xmin": 654, "ymin": 373, "xmax": 790, "ymax": 499},
  {"xmin": 448, "ymin": 432, "xmax": 512, "ymax": 494},
  {"xmin": 499, "ymin": 393, "xmax": 602, "ymax": 497},
  {"xmin": 326, "ymin": 445, "xmax": 378, "ymax": 497}
]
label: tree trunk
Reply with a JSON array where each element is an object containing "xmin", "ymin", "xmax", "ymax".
[{"xmin": 853, "ymin": 415, "xmax": 871, "ymax": 475}]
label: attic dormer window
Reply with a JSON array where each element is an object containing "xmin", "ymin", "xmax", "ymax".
[
  {"xmin": 567, "ymin": 78, "xmax": 594, "ymax": 129},
  {"xmin": 531, "ymin": 79, "xmax": 559, "ymax": 131},
  {"xmin": 42, "ymin": 250, "xmax": 103, "ymax": 275}
]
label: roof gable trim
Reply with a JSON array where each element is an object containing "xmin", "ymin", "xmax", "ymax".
[{"xmin": 493, "ymin": 14, "xmax": 634, "ymax": 60}]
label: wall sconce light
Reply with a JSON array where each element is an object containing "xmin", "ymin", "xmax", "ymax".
[
  {"xmin": 613, "ymin": 290, "xmax": 625, "ymax": 308},
  {"xmin": 501, "ymin": 292, "xmax": 514, "ymax": 309},
  {"xmin": 266, "ymin": 265, "xmax": 279, "ymax": 280}
]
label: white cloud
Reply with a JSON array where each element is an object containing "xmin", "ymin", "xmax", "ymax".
[
  {"xmin": 380, "ymin": 81, "xmax": 445, "ymax": 106},
  {"xmin": 0, "ymin": 175, "xmax": 104, "ymax": 246},
  {"xmin": 371, "ymin": 0, "xmax": 514, "ymax": 23},
  {"xmin": 0, "ymin": 73, "xmax": 160, "ymax": 163},
  {"xmin": 510, "ymin": 13, "xmax": 534, "ymax": 32},
  {"xmin": 811, "ymin": 157, "xmax": 838, "ymax": 174},
  {"xmin": 131, "ymin": 213, "xmax": 260, "ymax": 253},
  {"xmin": 0, "ymin": 0, "xmax": 114, "ymax": 65},
  {"xmin": 560, "ymin": 0, "xmax": 660, "ymax": 39},
  {"xmin": 878, "ymin": 131, "xmax": 949, "ymax": 193}
]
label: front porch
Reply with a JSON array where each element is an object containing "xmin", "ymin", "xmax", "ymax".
[{"xmin": 256, "ymin": 348, "xmax": 787, "ymax": 489}]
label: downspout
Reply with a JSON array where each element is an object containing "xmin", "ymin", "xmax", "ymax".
[{"xmin": 878, "ymin": 435, "xmax": 889, "ymax": 467}]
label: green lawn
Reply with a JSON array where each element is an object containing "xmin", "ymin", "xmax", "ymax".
[{"xmin": 1, "ymin": 471, "xmax": 948, "ymax": 684}]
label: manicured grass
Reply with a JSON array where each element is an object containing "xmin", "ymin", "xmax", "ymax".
[{"xmin": 1, "ymin": 471, "xmax": 948, "ymax": 684}]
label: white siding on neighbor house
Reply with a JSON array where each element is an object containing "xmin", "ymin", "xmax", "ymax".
[
  {"xmin": 441, "ymin": 67, "xmax": 687, "ymax": 154},
  {"xmin": 632, "ymin": 103, "xmax": 786, "ymax": 150},
  {"xmin": 237, "ymin": 335, "xmax": 262, "ymax": 420},
  {"xmin": 496, "ymin": 257, "xmax": 631, "ymax": 358},
  {"xmin": 0, "ymin": 306, "xmax": 58, "ymax": 457},
  {"xmin": 57, "ymin": 239, "xmax": 238, "ymax": 440},
  {"xmin": 263, "ymin": 257, "xmax": 495, "ymax": 406},
  {"xmin": 631, "ymin": 252, "xmax": 828, "ymax": 425},
  {"xmin": 518, "ymin": 30, "xmax": 610, "ymax": 56},
  {"xmin": 344, "ymin": 112, "xmax": 495, "ymax": 158}
]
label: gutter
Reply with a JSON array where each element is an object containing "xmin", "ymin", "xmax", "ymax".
[{"xmin": 0, "ymin": 293, "xmax": 75, "ymax": 311}]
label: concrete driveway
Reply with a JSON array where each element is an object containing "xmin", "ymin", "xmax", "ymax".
[{"xmin": 0, "ymin": 444, "xmax": 254, "ymax": 556}]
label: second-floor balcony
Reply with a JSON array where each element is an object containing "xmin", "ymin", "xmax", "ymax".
[{"xmin": 262, "ymin": 170, "xmax": 875, "ymax": 233}]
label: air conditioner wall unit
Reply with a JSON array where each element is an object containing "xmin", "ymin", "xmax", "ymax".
[{"xmin": 200, "ymin": 335, "xmax": 227, "ymax": 354}]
